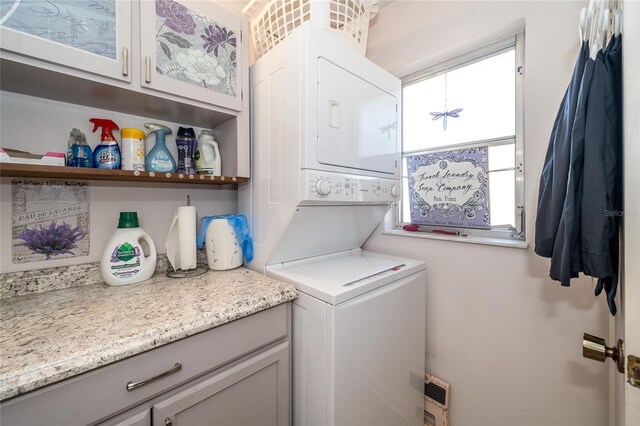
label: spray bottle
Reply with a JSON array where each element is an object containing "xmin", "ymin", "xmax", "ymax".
[
  {"xmin": 91, "ymin": 118, "xmax": 121, "ymax": 169},
  {"xmin": 66, "ymin": 128, "xmax": 93, "ymax": 168},
  {"xmin": 144, "ymin": 123, "xmax": 176, "ymax": 173}
]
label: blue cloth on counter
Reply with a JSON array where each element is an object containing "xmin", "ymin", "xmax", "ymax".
[{"xmin": 197, "ymin": 214, "xmax": 254, "ymax": 262}]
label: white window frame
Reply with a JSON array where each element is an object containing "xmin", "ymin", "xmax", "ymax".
[{"xmin": 385, "ymin": 32, "xmax": 526, "ymax": 248}]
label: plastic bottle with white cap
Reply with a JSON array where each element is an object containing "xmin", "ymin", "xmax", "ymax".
[{"xmin": 195, "ymin": 129, "xmax": 221, "ymax": 175}]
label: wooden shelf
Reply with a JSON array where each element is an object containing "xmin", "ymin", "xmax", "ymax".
[{"xmin": 0, "ymin": 163, "xmax": 248, "ymax": 185}]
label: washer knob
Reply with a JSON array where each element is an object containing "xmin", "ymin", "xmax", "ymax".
[
  {"xmin": 315, "ymin": 179, "xmax": 332, "ymax": 196},
  {"xmin": 391, "ymin": 185, "xmax": 400, "ymax": 198}
]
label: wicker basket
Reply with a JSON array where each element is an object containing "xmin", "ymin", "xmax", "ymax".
[{"xmin": 243, "ymin": 0, "xmax": 378, "ymax": 59}]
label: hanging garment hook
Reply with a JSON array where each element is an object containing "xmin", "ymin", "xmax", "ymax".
[
  {"xmin": 589, "ymin": 0, "xmax": 603, "ymax": 58},
  {"xmin": 613, "ymin": 6, "xmax": 621, "ymax": 35},
  {"xmin": 585, "ymin": 0, "xmax": 596, "ymax": 45},
  {"xmin": 602, "ymin": 6, "xmax": 610, "ymax": 47}
]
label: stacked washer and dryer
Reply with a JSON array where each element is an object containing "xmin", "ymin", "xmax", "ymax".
[{"xmin": 239, "ymin": 6, "xmax": 425, "ymax": 425}]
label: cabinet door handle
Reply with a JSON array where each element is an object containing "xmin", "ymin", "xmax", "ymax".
[
  {"xmin": 126, "ymin": 362, "xmax": 182, "ymax": 391},
  {"xmin": 145, "ymin": 56, "xmax": 152, "ymax": 83},
  {"xmin": 122, "ymin": 47, "xmax": 129, "ymax": 77}
]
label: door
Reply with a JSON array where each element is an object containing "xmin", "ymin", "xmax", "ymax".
[
  {"xmin": 587, "ymin": 3, "xmax": 640, "ymax": 423},
  {"xmin": 317, "ymin": 58, "xmax": 398, "ymax": 175},
  {"xmin": 140, "ymin": 0, "xmax": 242, "ymax": 111},
  {"xmin": 152, "ymin": 342, "xmax": 289, "ymax": 426},
  {"xmin": 0, "ymin": 0, "xmax": 132, "ymax": 82},
  {"xmin": 621, "ymin": 1, "xmax": 640, "ymax": 423},
  {"xmin": 331, "ymin": 270, "xmax": 425, "ymax": 426}
]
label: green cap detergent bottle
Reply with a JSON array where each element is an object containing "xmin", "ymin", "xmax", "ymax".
[
  {"xmin": 100, "ymin": 212, "xmax": 157, "ymax": 286},
  {"xmin": 91, "ymin": 118, "xmax": 121, "ymax": 169}
]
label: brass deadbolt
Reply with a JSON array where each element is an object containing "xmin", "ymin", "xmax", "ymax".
[
  {"xmin": 582, "ymin": 333, "xmax": 624, "ymax": 373},
  {"xmin": 628, "ymin": 355, "xmax": 640, "ymax": 388}
]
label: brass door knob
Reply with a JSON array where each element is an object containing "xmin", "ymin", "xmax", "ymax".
[{"xmin": 583, "ymin": 333, "xmax": 624, "ymax": 373}]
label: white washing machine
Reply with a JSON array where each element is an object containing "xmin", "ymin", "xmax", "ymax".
[{"xmin": 268, "ymin": 250, "xmax": 425, "ymax": 426}]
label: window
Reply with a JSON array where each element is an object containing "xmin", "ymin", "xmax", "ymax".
[{"xmin": 396, "ymin": 33, "xmax": 525, "ymax": 242}]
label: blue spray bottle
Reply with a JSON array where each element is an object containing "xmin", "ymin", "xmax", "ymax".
[
  {"xmin": 144, "ymin": 123, "xmax": 176, "ymax": 173},
  {"xmin": 91, "ymin": 118, "xmax": 121, "ymax": 169}
]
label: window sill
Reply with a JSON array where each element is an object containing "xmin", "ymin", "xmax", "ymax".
[{"xmin": 381, "ymin": 228, "xmax": 529, "ymax": 249}]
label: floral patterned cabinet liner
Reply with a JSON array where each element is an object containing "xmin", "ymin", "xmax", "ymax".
[{"xmin": 141, "ymin": 0, "xmax": 241, "ymax": 109}]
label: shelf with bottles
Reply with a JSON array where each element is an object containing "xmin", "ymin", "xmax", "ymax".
[{"xmin": 0, "ymin": 163, "xmax": 248, "ymax": 185}]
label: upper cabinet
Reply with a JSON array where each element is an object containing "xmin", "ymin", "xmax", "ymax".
[
  {"xmin": 140, "ymin": 0, "xmax": 242, "ymax": 111},
  {"xmin": 0, "ymin": 0, "xmax": 249, "ymax": 177},
  {"xmin": 0, "ymin": 0, "xmax": 132, "ymax": 82}
]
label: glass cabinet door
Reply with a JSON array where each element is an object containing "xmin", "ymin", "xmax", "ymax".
[
  {"xmin": 0, "ymin": 0, "xmax": 132, "ymax": 82},
  {"xmin": 140, "ymin": 0, "xmax": 242, "ymax": 111}
]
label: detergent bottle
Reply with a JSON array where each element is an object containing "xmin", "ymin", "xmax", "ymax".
[
  {"xmin": 195, "ymin": 130, "xmax": 221, "ymax": 175},
  {"xmin": 176, "ymin": 127, "xmax": 197, "ymax": 175},
  {"xmin": 144, "ymin": 123, "xmax": 176, "ymax": 173},
  {"xmin": 90, "ymin": 118, "xmax": 121, "ymax": 169},
  {"xmin": 101, "ymin": 212, "xmax": 157, "ymax": 286}
]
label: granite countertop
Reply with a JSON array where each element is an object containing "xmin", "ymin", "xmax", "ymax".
[{"xmin": 0, "ymin": 268, "xmax": 297, "ymax": 401}]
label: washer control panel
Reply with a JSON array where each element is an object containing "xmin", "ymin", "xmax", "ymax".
[{"xmin": 302, "ymin": 170, "xmax": 400, "ymax": 203}]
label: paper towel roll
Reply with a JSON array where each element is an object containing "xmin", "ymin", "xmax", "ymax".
[
  {"xmin": 177, "ymin": 206, "xmax": 197, "ymax": 270},
  {"xmin": 165, "ymin": 206, "xmax": 197, "ymax": 271}
]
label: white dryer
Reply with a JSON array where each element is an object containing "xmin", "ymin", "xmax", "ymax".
[{"xmin": 238, "ymin": 21, "xmax": 402, "ymax": 273}]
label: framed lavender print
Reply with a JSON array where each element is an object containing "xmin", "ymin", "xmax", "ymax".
[
  {"xmin": 407, "ymin": 147, "xmax": 490, "ymax": 228},
  {"xmin": 12, "ymin": 179, "xmax": 89, "ymax": 264}
]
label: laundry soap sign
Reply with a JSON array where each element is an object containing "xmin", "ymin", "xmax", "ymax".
[
  {"xmin": 12, "ymin": 179, "xmax": 89, "ymax": 263},
  {"xmin": 407, "ymin": 147, "xmax": 490, "ymax": 228}
]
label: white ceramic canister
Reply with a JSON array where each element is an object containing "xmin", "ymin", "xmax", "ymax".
[
  {"xmin": 205, "ymin": 218, "xmax": 243, "ymax": 270},
  {"xmin": 120, "ymin": 128, "xmax": 146, "ymax": 171}
]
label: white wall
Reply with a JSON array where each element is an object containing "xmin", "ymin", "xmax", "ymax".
[
  {"xmin": 0, "ymin": 91, "xmax": 238, "ymax": 273},
  {"xmin": 365, "ymin": 2, "xmax": 610, "ymax": 425}
]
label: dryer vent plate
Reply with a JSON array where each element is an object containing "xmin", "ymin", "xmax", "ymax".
[{"xmin": 424, "ymin": 373, "xmax": 450, "ymax": 409}]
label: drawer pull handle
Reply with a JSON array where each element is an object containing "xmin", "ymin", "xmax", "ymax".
[
  {"xmin": 126, "ymin": 362, "xmax": 182, "ymax": 391},
  {"xmin": 145, "ymin": 56, "xmax": 152, "ymax": 83},
  {"xmin": 122, "ymin": 47, "xmax": 129, "ymax": 76}
]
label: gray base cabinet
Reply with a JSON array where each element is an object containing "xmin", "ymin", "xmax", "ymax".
[
  {"xmin": 154, "ymin": 342, "xmax": 288, "ymax": 426},
  {"xmin": 1, "ymin": 303, "xmax": 291, "ymax": 426}
]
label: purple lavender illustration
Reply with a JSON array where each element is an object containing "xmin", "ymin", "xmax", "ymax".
[
  {"xmin": 201, "ymin": 24, "xmax": 236, "ymax": 56},
  {"xmin": 17, "ymin": 222, "xmax": 87, "ymax": 259}
]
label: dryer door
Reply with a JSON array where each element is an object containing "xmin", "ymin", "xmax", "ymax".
[{"xmin": 317, "ymin": 58, "xmax": 398, "ymax": 175}]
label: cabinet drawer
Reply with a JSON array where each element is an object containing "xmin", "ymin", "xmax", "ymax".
[{"xmin": 0, "ymin": 303, "xmax": 289, "ymax": 426}]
